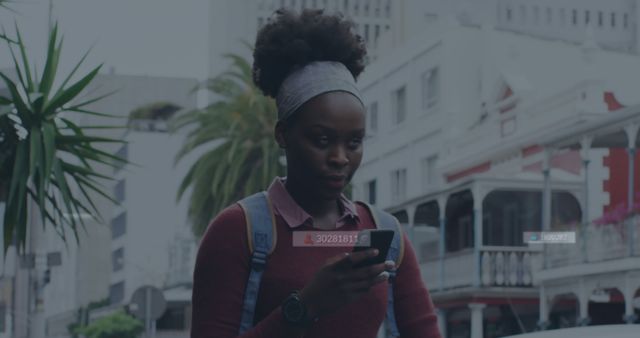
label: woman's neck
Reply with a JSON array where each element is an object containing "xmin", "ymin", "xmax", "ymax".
[{"xmin": 284, "ymin": 176, "xmax": 340, "ymax": 220}]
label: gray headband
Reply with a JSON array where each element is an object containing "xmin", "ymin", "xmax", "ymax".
[{"xmin": 275, "ymin": 61, "xmax": 364, "ymax": 122}]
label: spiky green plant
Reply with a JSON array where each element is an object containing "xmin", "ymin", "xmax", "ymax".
[{"xmin": 0, "ymin": 24, "xmax": 127, "ymax": 253}]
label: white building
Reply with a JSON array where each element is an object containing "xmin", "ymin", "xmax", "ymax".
[
  {"xmin": 352, "ymin": 7, "xmax": 640, "ymax": 338},
  {"xmin": 103, "ymin": 76, "xmax": 197, "ymax": 306},
  {"xmin": 208, "ymin": 0, "xmax": 397, "ymax": 80},
  {"xmin": 398, "ymin": 0, "xmax": 640, "ymax": 54}
]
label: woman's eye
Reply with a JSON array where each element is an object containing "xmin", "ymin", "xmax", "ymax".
[
  {"xmin": 349, "ymin": 138, "xmax": 363, "ymax": 148},
  {"xmin": 315, "ymin": 136, "xmax": 329, "ymax": 146}
]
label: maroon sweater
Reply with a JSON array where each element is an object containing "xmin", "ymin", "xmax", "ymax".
[{"xmin": 191, "ymin": 203, "xmax": 442, "ymax": 338}]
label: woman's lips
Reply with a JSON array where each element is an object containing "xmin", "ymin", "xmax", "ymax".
[{"xmin": 323, "ymin": 176, "xmax": 346, "ymax": 189}]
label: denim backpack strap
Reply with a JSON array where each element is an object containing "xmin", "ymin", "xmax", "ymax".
[
  {"xmin": 357, "ymin": 201, "xmax": 405, "ymax": 338},
  {"xmin": 237, "ymin": 191, "xmax": 277, "ymax": 334}
]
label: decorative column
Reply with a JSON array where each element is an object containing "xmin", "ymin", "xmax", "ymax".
[
  {"xmin": 624, "ymin": 124, "xmax": 639, "ymax": 257},
  {"xmin": 472, "ymin": 185, "xmax": 486, "ymax": 288},
  {"xmin": 437, "ymin": 195, "xmax": 448, "ymax": 292},
  {"xmin": 537, "ymin": 284, "xmax": 551, "ymax": 330},
  {"xmin": 623, "ymin": 272, "xmax": 639, "ymax": 324},
  {"xmin": 580, "ymin": 137, "xmax": 592, "ymax": 225},
  {"xmin": 542, "ymin": 148, "xmax": 553, "ymax": 269},
  {"xmin": 469, "ymin": 303, "xmax": 486, "ymax": 338},
  {"xmin": 580, "ymin": 137, "xmax": 592, "ymax": 263},
  {"xmin": 576, "ymin": 278, "xmax": 591, "ymax": 326},
  {"xmin": 406, "ymin": 204, "xmax": 416, "ymax": 227}
]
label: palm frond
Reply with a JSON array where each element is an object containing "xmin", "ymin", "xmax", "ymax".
[
  {"xmin": 0, "ymin": 23, "xmax": 129, "ymax": 253},
  {"xmin": 171, "ymin": 51, "xmax": 284, "ymax": 237}
]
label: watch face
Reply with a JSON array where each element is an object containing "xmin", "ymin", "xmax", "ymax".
[{"xmin": 284, "ymin": 298, "xmax": 305, "ymax": 322}]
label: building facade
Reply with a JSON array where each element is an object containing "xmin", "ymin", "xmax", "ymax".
[{"xmin": 352, "ymin": 8, "xmax": 640, "ymax": 338}]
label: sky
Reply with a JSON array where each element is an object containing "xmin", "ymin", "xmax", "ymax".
[{"xmin": 0, "ymin": 0, "xmax": 210, "ymax": 81}]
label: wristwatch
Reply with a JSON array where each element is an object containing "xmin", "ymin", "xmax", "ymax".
[{"xmin": 281, "ymin": 291, "xmax": 319, "ymax": 327}]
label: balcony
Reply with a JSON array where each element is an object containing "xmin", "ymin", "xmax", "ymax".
[
  {"xmin": 406, "ymin": 226, "xmax": 542, "ymax": 291},
  {"xmin": 544, "ymin": 216, "xmax": 640, "ymax": 269}
]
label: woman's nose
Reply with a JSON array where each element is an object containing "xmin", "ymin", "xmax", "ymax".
[{"xmin": 328, "ymin": 145, "xmax": 349, "ymax": 167}]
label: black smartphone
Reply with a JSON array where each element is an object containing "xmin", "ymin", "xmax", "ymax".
[{"xmin": 351, "ymin": 229, "xmax": 395, "ymax": 269}]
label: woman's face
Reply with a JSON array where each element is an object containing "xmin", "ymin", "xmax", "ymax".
[{"xmin": 276, "ymin": 91, "xmax": 366, "ymax": 201}]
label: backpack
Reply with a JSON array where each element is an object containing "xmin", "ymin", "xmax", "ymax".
[{"xmin": 236, "ymin": 191, "xmax": 405, "ymax": 337}]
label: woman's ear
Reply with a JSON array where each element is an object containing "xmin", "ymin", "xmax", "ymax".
[{"xmin": 274, "ymin": 120, "xmax": 287, "ymax": 149}]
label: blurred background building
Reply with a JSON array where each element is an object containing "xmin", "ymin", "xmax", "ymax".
[{"xmin": 350, "ymin": 1, "xmax": 640, "ymax": 337}]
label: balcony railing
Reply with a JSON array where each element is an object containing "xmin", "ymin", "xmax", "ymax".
[
  {"xmin": 405, "ymin": 226, "xmax": 541, "ymax": 290},
  {"xmin": 544, "ymin": 216, "xmax": 640, "ymax": 269},
  {"xmin": 480, "ymin": 246, "xmax": 541, "ymax": 287},
  {"xmin": 418, "ymin": 247, "xmax": 541, "ymax": 291}
]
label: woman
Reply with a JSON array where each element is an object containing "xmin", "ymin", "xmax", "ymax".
[{"xmin": 191, "ymin": 8, "xmax": 442, "ymax": 338}]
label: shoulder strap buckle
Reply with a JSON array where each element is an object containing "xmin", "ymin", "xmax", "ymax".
[{"xmin": 250, "ymin": 250, "xmax": 268, "ymax": 271}]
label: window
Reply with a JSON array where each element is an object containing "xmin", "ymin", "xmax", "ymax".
[
  {"xmin": 611, "ymin": 12, "xmax": 616, "ymax": 28},
  {"xmin": 624, "ymin": 13, "xmax": 629, "ymax": 29},
  {"xmin": 0, "ymin": 303, "xmax": 5, "ymax": 333},
  {"xmin": 374, "ymin": 25, "xmax": 380, "ymax": 45},
  {"xmin": 311, "ymin": 0, "xmax": 317, "ymax": 8},
  {"xmin": 364, "ymin": 180, "xmax": 377, "ymax": 205},
  {"xmin": 422, "ymin": 155, "xmax": 438, "ymax": 190},
  {"xmin": 598, "ymin": 11, "xmax": 603, "ymax": 27},
  {"xmin": 111, "ymin": 212, "xmax": 126, "ymax": 239},
  {"xmin": 374, "ymin": 0, "xmax": 380, "ymax": 17},
  {"xmin": 114, "ymin": 179, "xmax": 125, "ymax": 203},
  {"xmin": 385, "ymin": 25, "xmax": 390, "ymax": 31},
  {"xmin": 533, "ymin": 6, "xmax": 539, "ymax": 24},
  {"xmin": 519, "ymin": 5, "xmax": 526, "ymax": 22},
  {"xmin": 364, "ymin": 0, "xmax": 369, "ymax": 16},
  {"xmin": 364, "ymin": 24, "xmax": 369, "ymax": 43},
  {"xmin": 112, "ymin": 247, "xmax": 124, "ymax": 272},
  {"xmin": 344, "ymin": 0, "xmax": 349, "ymax": 12},
  {"xmin": 506, "ymin": 7, "xmax": 512, "ymax": 22},
  {"xmin": 368, "ymin": 102, "xmax": 378, "ymax": 133},
  {"xmin": 559, "ymin": 8, "xmax": 566, "ymax": 26},
  {"xmin": 421, "ymin": 68, "xmax": 439, "ymax": 111},
  {"xmin": 585, "ymin": 10, "xmax": 590, "ymax": 25},
  {"xmin": 392, "ymin": 86, "xmax": 406, "ymax": 124},
  {"xmin": 385, "ymin": 0, "xmax": 390, "ymax": 18},
  {"xmin": 546, "ymin": 7, "xmax": 552, "ymax": 24},
  {"xmin": 109, "ymin": 281, "xmax": 125, "ymax": 304},
  {"xmin": 258, "ymin": 17, "xmax": 264, "ymax": 29},
  {"xmin": 354, "ymin": 0, "xmax": 359, "ymax": 15},
  {"xmin": 572, "ymin": 9, "xmax": 577, "ymax": 26},
  {"xmin": 391, "ymin": 169, "xmax": 407, "ymax": 202}
]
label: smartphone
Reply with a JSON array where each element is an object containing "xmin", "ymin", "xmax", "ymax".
[{"xmin": 351, "ymin": 229, "xmax": 395, "ymax": 269}]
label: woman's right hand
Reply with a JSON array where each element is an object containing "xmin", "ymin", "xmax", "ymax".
[{"xmin": 298, "ymin": 249, "xmax": 395, "ymax": 319}]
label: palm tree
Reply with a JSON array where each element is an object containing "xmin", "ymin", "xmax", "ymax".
[
  {"xmin": 171, "ymin": 52, "xmax": 284, "ymax": 237},
  {"xmin": 0, "ymin": 24, "xmax": 127, "ymax": 253}
]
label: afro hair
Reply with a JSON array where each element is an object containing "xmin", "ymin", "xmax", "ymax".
[{"xmin": 252, "ymin": 8, "xmax": 367, "ymax": 98}]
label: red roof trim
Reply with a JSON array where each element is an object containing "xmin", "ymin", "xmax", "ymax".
[
  {"xmin": 522, "ymin": 144, "xmax": 543, "ymax": 158},
  {"xmin": 446, "ymin": 162, "xmax": 491, "ymax": 183},
  {"xmin": 604, "ymin": 91, "xmax": 624, "ymax": 111}
]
